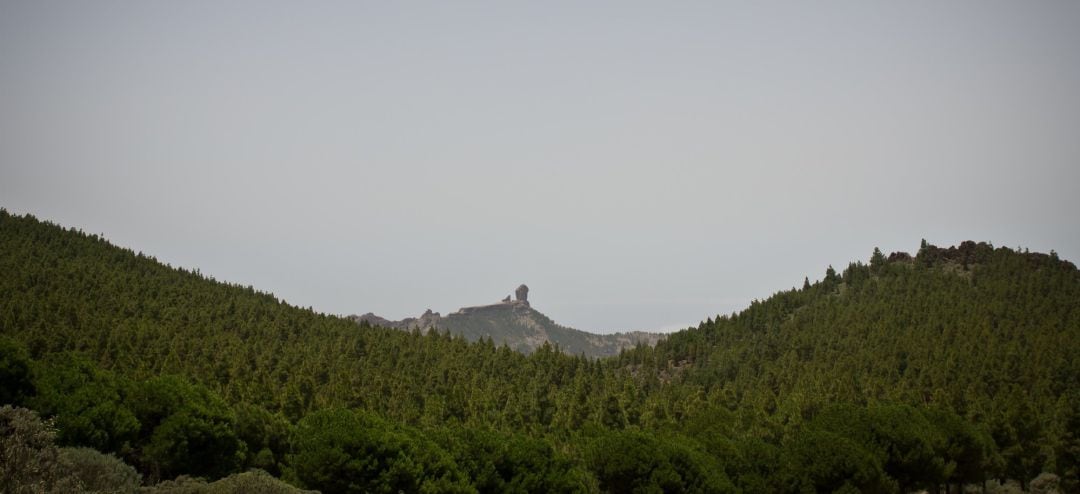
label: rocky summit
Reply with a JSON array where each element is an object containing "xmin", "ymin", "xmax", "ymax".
[{"xmin": 350, "ymin": 285, "xmax": 664, "ymax": 357}]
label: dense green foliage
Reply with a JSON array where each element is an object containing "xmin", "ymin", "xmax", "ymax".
[
  {"xmin": 583, "ymin": 430, "xmax": 735, "ymax": 493},
  {"xmin": 286, "ymin": 408, "xmax": 472, "ymax": 493},
  {"xmin": 0, "ymin": 336, "xmax": 34, "ymax": 408},
  {"xmin": 1, "ymin": 405, "xmax": 308, "ymax": 494},
  {"xmin": 429, "ymin": 427, "xmax": 595, "ymax": 493},
  {"xmin": 1, "ymin": 209, "xmax": 1078, "ymax": 492}
]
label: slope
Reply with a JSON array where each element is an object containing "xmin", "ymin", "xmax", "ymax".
[
  {"xmin": 614, "ymin": 241, "xmax": 1080, "ymax": 487},
  {"xmin": 2, "ymin": 208, "xmax": 1079, "ymax": 491}
]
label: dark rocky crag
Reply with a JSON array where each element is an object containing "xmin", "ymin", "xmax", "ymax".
[{"xmin": 350, "ymin": 285, "xmax": 664, "ymax": 358}]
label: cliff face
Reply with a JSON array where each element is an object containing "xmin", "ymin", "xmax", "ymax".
[{"xmin": 349, "ymin": 287, "xmax": 664, "ymax": 358}]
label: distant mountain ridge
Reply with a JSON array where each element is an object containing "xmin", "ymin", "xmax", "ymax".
[{"xmin": 349, "ymin": 285, "xmax": 664, "ymax": 357}]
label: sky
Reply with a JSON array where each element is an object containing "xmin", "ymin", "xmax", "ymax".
[{"xmin": 2, "ymin": 1, "xmax": 1078, "ymax": 334}]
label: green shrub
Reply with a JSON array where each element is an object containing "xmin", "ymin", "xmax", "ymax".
[
  {"xmin": 583, "ymin": 429, "xmax": 735, "ymax": 494},
  {"xmin": 59, "ymin": 446, "xmax": 141, "ymax": 493},
  {"xmin": 0, "ymin": 405, "xmax": 83, "ymax": 493},
  {"xmin": 287, "ymin": 408, "xmax": 474, "ymax": 494},
  {"xmin": 141, "ymin": 470, "xmax": 315, "ymax": 494}
]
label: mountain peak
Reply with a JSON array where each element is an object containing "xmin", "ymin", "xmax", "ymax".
[{"xmin": 350, "ymin": 284, "xmax": 662, "ymax": 357}]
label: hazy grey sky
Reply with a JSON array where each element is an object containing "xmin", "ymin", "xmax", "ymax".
[{"xmin": 2, "ymin": 1, "xmax": 1078, "ymax": 333}]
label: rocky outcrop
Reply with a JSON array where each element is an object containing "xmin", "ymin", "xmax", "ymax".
[
  {"xmin": 349, "ymin": 285, "xmax": 664, "ymax": 358},
  {"xmin": 351, "ymin": 309, "xmax": 440, "ymax": 331},
  {"xmin": 352, "ymin": 312, "xmax": 398, "ymax": 328}
]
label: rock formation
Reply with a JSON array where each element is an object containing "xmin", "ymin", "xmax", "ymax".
[
  {"xmin": 515, "ymin": 284, "xmax": 529, "ymax": 305},
  {"xmin": 348, "ymin": 283, "xmax": 665, "ymax": 357}
]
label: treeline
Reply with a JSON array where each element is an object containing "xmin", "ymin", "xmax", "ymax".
[
  {"xmin": 1, "ymin": 209, "xmax": 1078, "ymax": 492},
  {"xmin": 0, "ymin": 345, "xmax": 1023, "ymax": 493}
]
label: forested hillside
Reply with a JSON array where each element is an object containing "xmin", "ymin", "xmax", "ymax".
[
  {"xmin": 1, "ymin": 209, "xmax": 1078, "ymax": 493},
  {"xmin": 615, "ymin": 242, "xmax": 1080, "ymax": 491}
]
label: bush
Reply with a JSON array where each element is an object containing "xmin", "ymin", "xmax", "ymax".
[
  {"xmin": 141, "ymin": 470, "xmax": 315, "ymax": 494},
  {"xmin": 130, "ymin": 376, "xmax": 243, "ymax": 481},
  {"xmin": 287, "ymin": 408, "xmax": 474, "ymax": 494},
  {"xmin": 583, "ymin": 429, "xmax": 735, "ymax": 494},
  {"xmin": 0, "ymin": 405, "xmax": 83, "ymax": 493},
  {"xmin": 139, "ymin": 475, "xmax": 208, "ymax": 494},
  {"xmin": 59, "ymin": 446, "xmax": 141, "ymax": 493},
  {"xmin": 207, "ymin": 469, "xmax": 316, "ymax": 494},
  {"xmin": 1029, "ymin": 472, "xmax": 1061, "ymax": 494}
]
